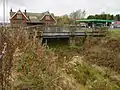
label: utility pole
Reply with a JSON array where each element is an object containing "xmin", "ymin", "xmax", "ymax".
[{"xmin": 3, "ymin": 0, "xmax": 6, "ymax": 26}]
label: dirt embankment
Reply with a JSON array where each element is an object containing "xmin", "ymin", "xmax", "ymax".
[{"xmin": 82, "ymin": 36, "xmax": 120, "ymax": 73}]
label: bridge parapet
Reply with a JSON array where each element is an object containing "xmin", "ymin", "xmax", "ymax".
[
  {"xmin": 26, "ymin": 25, "xmax": 106, "ymax": 39},
  {"xmin": 44, "ymin": 26, "xmax": 90, "ymax": 33},
  {"xmin": 44, "ymin": 26, "xmax": 70, "ymax": 32}
]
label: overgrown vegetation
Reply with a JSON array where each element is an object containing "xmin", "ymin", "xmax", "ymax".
[{"xmin": 0, "ymin": 27, "xmax": 120, "ymax": 90}]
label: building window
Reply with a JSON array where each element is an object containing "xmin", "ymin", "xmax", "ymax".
[
  {"xmin": 45, "ymin": 16, "xmax": 51, "ymax": 20},
  {"xmin": 17, "ymin": 14, "xmax": 22, "ymax": 20},
  {"xmin": 17, "ymin": 20, "xmax": 22, "ymax": 24}
]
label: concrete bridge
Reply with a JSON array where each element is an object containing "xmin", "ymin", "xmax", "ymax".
[
  {"xmin": 42, "ymin": 26, "xmax": 106, "ymax": 38},
  {"xmin": 27, "ymin": 26, "xmax": 107, "ymax": 45}
]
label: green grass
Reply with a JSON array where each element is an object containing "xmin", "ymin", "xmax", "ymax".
[
  {"xmin": 108, "ymin": 29, "xmax": 120, "ymax": 38},
  {"xmin": 71, "ymin": 59, "xmax": 120, "ymax": 89}
]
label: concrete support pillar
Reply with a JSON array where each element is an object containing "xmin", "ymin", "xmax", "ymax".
[
  {"xmin": 45, "ymin": 39, "xmax": 48, "ymax": 45},
  {"xmin": 69, "ymin": 36, "xmax": 76, "ymax": 46},
  {"xmin": 40, "ymin": 37, "xmax": 43, "ymax": 45},
  {"xmin": 69, "ymin": 36, "xmax": 87, "ymax": 46}
]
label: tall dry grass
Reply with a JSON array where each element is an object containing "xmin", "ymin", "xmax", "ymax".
[{"xmin": 0, "ymin": 27, "xmax": 120, "ymax": 90}]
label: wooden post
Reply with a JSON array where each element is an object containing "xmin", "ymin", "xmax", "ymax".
[
  {"xmin": 33, "ymin": 29, "xmax": 38, "ymax": 46},
  {"xmin": 37, "ymin": 31, "xmax": 43, "ymax": 45}
]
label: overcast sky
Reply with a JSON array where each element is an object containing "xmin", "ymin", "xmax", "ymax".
[{"xmin": 0, "ymin": 0, "xmax": 120, "ymax": 21}]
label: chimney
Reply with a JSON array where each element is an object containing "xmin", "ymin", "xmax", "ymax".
[
  {"xmin": 10, "ymin": 8, "xmax": 12, "ymax": 12},
  {"xmin": 46, "ymin": 11, "xmax": 49, "ymax": 14},
  {"xmin": 10, "ymin": 8, "xmax": 13, "ymax": 18},
  {"xmin": 25, "ymin": 9, "xmax": 27, "ymax": 15}
]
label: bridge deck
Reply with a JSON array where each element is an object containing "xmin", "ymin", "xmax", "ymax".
[
  {"xmin": 43, "ymin": 32, "xmax": 105, "ymax": 38},
  {"xmin": 42, "ymin": 26, "xmax": 106, "ymax": 38}
]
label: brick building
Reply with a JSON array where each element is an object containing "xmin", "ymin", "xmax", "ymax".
[{"xmin": 10, "ymin": 9, "xmax": 57, "ymax": 27}]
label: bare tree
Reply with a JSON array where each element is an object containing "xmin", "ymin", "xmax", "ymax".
[{"xmin": 69, "ymin": 9, "xmax": 86, "ymax": 20}]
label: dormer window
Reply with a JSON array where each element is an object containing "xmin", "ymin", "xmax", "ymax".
[{"xmin": 17, "ymin": 14, "xmax": 22, "ymax": 20}]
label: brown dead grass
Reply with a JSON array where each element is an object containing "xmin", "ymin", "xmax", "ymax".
[{"xmin": 82, "ymin": 36, "xmax": 120, "ymax": 74}]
